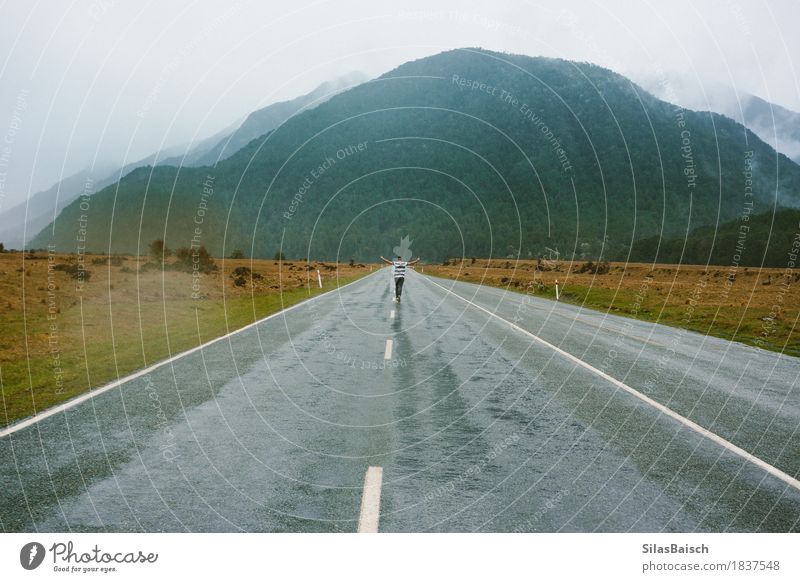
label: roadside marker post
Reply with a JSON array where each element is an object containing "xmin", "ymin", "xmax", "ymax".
[
  {"xmin": 317, "ymin": 269, "xmax": 323, "ymax": 288},
  {"xmin": 555, "ymin": 279, "xmax": 560, "ymax": 301}
]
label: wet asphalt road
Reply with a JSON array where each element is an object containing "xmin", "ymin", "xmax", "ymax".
[{"xmin": 1, "ymin": 269, "xmax": 799, "ymax": 532}]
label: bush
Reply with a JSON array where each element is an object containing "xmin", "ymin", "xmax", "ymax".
[
  {"xmin": 53, "ymin": 263, "xmax": 90, "ymax": 281},
  {"xmin": 229, "ymin": 249, "xmax": 245, "ymax": 259},
  {"xmin": 273, "ymin": 251, "xmax": 286, "ymax": 261},
  {"xmin": 173, "ymin": 246, "xmax": 217, "ymax": 273},
  {"xmin": 148, "ymin": 239, "xmax": 171, "ymax": 263},
  {"xmin": 230, "ymin": 266, "xmax": 262, "ymax": 280},
  {"xmin": 575, "ymin": 260, "xmax": 610, "ymax": 275}
]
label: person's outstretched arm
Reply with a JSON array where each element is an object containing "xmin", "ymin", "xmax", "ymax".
[
  {"xmin": 408, "ymin": 257, "xmax": 421, "ymax": 265},
  {"xmin": 379, "ymin": 256, "xmax": 393, "ymax": 265}
]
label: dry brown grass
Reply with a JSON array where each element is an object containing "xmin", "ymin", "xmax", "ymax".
[
  {"xmin": 426, "ymin": 259, "xmax": 800, "ymax": 356},
  {"xmin": 0, "ymin": 252, "xmax": 371, "ymax": 427}
]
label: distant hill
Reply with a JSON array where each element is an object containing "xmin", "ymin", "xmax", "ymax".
[
  {"xmin": 0, "ymin": 163, "xmax": 115, "ymax": 249},
  {"xmin": 31, "ymin": 49, "xmax": 800, "ymax": 264},
  {"xmin": 630, "ymin": 208, "xmax": 800, "ymax": 267},
  {"xmin": 0, "ymin": 143, "xmax": 192, "ymax": 249}
]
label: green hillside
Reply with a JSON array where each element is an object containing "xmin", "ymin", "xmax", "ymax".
[
  {"xmin": 631, "ymin": 208, "xmax": 800, "ymax": 267},
  {"xmin": 30, "ymin": 48, "xmax": 800, "ymax": 262}
]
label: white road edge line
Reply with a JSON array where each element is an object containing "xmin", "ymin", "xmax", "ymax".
[
  {"xmin": 384, "ymin": 339, "xmax": 393, "ymax": 360},
  {"xmin": 422, "ymin": 274, "xmax": 800, "ymax": 493},
  {"xmin": 0, "ymin": 271, "xmax": 379, "ymax": 439},
  {"xmin": 357, "ymin": 466, "xmax": 383, "ymax": 533}
]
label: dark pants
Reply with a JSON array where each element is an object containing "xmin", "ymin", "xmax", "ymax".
[{"xmin": 395, "ymin": 277, "xmax": 405, "ymax": 298}]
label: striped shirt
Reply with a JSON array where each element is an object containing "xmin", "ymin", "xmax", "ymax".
[{"xmin": 392, "ymin": 261, "xmax": 408, "ymax": 279}]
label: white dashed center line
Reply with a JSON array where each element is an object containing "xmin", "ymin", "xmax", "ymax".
[
  {"xmin": 358, "ymin": 466, "xmax": 383, "ymax": 533},
  {"xmin": 383, "ymin": 339, "xmax": 393, "ymax": 360}
]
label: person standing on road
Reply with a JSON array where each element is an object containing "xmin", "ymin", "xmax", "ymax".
[{"xmin": 380, "ymin": 255, "xmax": 420, "ymax": 302}]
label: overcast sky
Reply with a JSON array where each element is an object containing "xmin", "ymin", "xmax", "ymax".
[{"xmin": 1, "ymin": 0, "xmax": 798, "ymax": 210}]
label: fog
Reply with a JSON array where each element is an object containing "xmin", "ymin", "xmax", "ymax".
[{"xmin": 1, "ymin": 0, "xmax": 798, "ymax": 210}]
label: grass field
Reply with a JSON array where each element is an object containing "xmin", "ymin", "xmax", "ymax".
[
  {"xmin": 425, "ymin": 259, "xmax": 800, "ymax": 357},
  {"xmin": 0, "ymin": 252, "xmax": 371, "ymax": 428}
]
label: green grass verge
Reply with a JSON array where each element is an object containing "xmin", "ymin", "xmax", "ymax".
[
  {"xmin": 0, "ymin": 274, "xmax": 368, "ymax": 429},
  {"xmin": 426, "ymin": 273, "xmax": 799, "ymax": 357}
]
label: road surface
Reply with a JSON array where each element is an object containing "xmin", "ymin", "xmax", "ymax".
[{"xmin": 1, "ymin": 269, "xmax": 798, "ymax": 532}]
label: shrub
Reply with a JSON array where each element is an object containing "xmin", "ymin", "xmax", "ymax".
[
  {"xmin": 53, "ymin": 263, "xmax": 90, "ymax": 281},
  {"xmin": 230, "ymin": 266, "xmax": 262, "ymax": 280},
  {"xmin": 575, "ymin": 260, "xmax": 610, "ymax": 275},
  {"xmin": 173, "ymin": 246, "xmax": 217, "ymax": 273},
  {"xmin": 148, "ymin": 239, "xmax": 171, "ymax": 264}
]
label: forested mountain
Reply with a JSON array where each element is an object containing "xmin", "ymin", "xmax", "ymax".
[{"xmin": 30, "ymin": 49, "xmax": 800, "ymax": 263}]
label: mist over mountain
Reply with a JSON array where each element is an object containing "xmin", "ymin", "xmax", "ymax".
[
  {"xmin": 639, "ymin": 74, "xmax": 800, "ymax": 167},
  {"xmin": 159, "ymin": 72, "xmax": 368, "ymax": 168},
  {"xmin": 2, "ymin": 74, "xmax": 367, "ymax": 249},
  {"xmin": 0, "ymin": 164, "xmax": 115, "ymax": 249},
  {"xmin": 737, "ymin": 95, "xmax": 800, "ymax": 165},
  {"xmin": 30, "ymin": 49, "xmax": 800, "ymax": 264},
  {"xmin": 190, "ymin": 72, "xmax": 368, "ymax": 167}
]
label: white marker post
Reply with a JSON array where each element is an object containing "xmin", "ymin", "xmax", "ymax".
[
  {"xmin": 555, "ymin": 279, "xmax": 560, "ymax": 301},
  {"xmin": 316, "ymin": 269, "xmax": 323, "ymax": 288}
]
